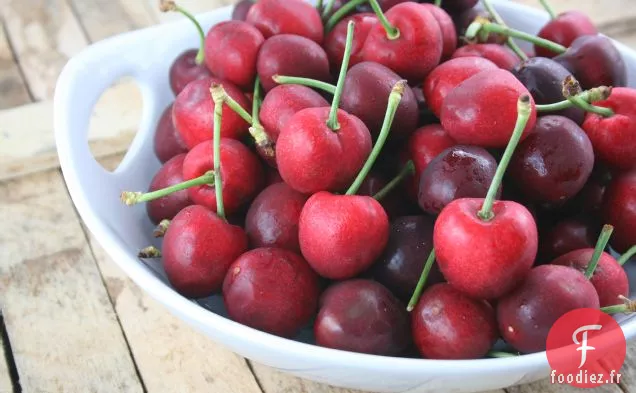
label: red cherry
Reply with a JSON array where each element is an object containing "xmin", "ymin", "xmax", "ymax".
[
  {"xmin": 451, "ymin": 44, "xmax": 520, "ymax": 70},
  {"xmin": 182, "ymin": 138, "xmax": 264, "ymax": 216},
  {"xmin": 299, "ymin": 192, "xmax": 389, "ymax": 279},
  {"xmin": 169, "ymin": 50, "xmax": 213, "ymax": 96},
  {"xmin": 222, "ymin": 247, "xmax": 320, "ymax": 337},
  {"xmin": 603, "ymin": 170, "xmax": 636, "ymax": 253},
  {"xmin": 423, "ymin": 56, "xmax": 498, "ymax": 118},
  {"xmin": 204, "ymin": 21, "xmax": 265, "ymax": 90},
  {"xmin": 540, "ymin": 217, "xmax": 598, "ymax": 261},
  {"xmin": 324, "ymin": 13, "xmax": 377, "ymax": 71},
  {"xmin": 535, "ymin": 11, "xmax": 598, "ymax": 58},
  {"xmin": 173, "ymin": 78, "xmax": 250, "ymax": 149},
  {"xmin": 399, "ymin": 124, "xmax": 456, "ymax": 201},
  {"xmin": 146, "ymin": 154, "xmax": 192, "ymax": 225},
  {"xmin": 232, "ymin": 0, "xmax": 255, "ymax": 20},
  {"xmin": 362, "ymin": 2, "xmax": 443, "ymax": 83},
  {"xmin": 412, "ymin": 283, "xmax": 498, "ymax": 360},
  {"xmin": 314, "ymin": 279, "xmax": 411, "ymax": 356},
  {"xmin": 245, "ymin": 183, "xmax": 308, "ymax": 252},
  {"xmin": 552, "ymin": 249, "xmax": 628, "ymax": 308},
  {"xmin": 582, "ymin": 88, "xmax": 636, "ymax": 171},
  {"xmin": 419, "ymin": 4, "xmax": 457, "ymax": 60},
  {"xmin": 257, "ymin": 34, "xmax": 331, "ymax": 92},
  {"xmin": 153, "ymin": 103, "xmax": 188, "ymax": 163},
  {"xmin": 163, "ymin": 205, "xmax": 248, "ymax": 298},
  {"xmin": 497, "ymin": 264, "xmax": 600, "ymax": 353},
  {"xmin": 276, "ymin": 108, "xmax": 372, "ymax": 193},
  {"xmin": 246, "ymin": 0, "xmax": 324, "ymax": 44},
  {"xmin": 441, "ymin": 69, "xmax": 537, "ymax": 148},
  {"xmin": 259, "ymin": 84, "xmax": 329, "ymax": 142}
]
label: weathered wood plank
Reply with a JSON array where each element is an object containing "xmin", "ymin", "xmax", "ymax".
[
  {"xmin": 507, "ymin": 376, "xmax": 623, "ymax": 393},
  {"xmin": 149, "ymin": 0, "xmax": 238, "ymax": 23},
  {"xmin": 68, "ymin": 0, "xmax": 156, "ymax": 42},
  {"xmin": 1, "ymin": 0, "xmax": 89, "ymax": 101},
  {"xmin": 0, "ymin": 20, "xmax": 30, "ymax": 109},
  {"xmin": 0, "ymin": 169, "xmax": 144, "ymax": 393},
  {"xmin": 0, "ymin": 323, "xmax": 14, "ymax": 393}
]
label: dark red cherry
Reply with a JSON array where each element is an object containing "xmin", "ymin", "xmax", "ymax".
[
  {"xmin": 223, "ymin": 247, "xmax": 320, "ymax": 337},
  {"xmin": 232, "ymin": 0, "xmax": 255, "ymax": 20},
  {"xmin": 246, "ymin": 0, "xmax": 324, "ymax": 44},
  {"xmin": 508, "ymin": 115, "xmax": 595, "ymax": 205},
  {"xmin": 154, "ymin": 103, "xmax": 188, "ymax": 163},
  {"xmin": 412, "ymin": 283, "xmax": 498, "ymax": 360},
  {"xmin": 169, "ymin": 49, "xmax": 213, "ymax": 96},
  {"xmin": 371, "ymin": 215, "xmax": 444, "ymax": 302},
  {"xmin": 451, "ymin": 44, "xmax": 520, "ymax": 70},
  {"xmin": 453, "ymin": 7, "xmax": 506, "ymax": 45},
  {"xmin": 419, "ymin": 4, "xmax": 457, "ymax": 60},
  {"xmin": 535, "ymin": 11, "xmax": 598, "ymax": 58},
  {"xmin": 418, "ymin": 145, "xmax": 499, "ymax": 215},
  {"xmin": 324, "ymin": 13, "xmax": 377, "ymax": 71},
  {"xmin": 257, "ymin": 34, "xmax": 331, "ymax": 92},
  {"xmin": 603, "ymin": 170, "xmax": 636, "ymax": 254},
  {"xmin": 314, "ymin": 279, "xmax": 411, "ymax": 356},
  {"xmin": 146, "ymin": 154, "xmax": 192, "ymax": 224},
  {"xmin": 244, "ymin": 182, "xmax": 308, "ymax": 252},
  {"xmin": 540, "ymin": 217, "xmax": 599, "ymax": 261}
]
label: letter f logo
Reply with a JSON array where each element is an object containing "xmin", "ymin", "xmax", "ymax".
[{"xmin": 573, "ymin": 324, "xmax": 603, "ymax": 368}]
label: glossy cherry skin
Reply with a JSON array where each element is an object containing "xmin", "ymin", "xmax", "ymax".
[
  {"xmin": 497, "ymin": 264, "xmax": 600, "ymax": 353},
  {"xmin": 340, "ymin": 62, "xmax": 418, "ymax": 139},
  {"xmin": 259, "ymin": 84, "xmax": 329, "ymax": 142},
  {"xmin": 163, "ymin": 205, "xmax": 248, "ymax": 298},
  {"xmin": 412, "ymin": 283, "xmax": 498, "ymax": 360},
  {"xmin": 169, "ymin": 50, "xmax": 213, "ymax": 96},
  {"xmin": 204, "ymin": 21, "xmax": 264, "ymax": 90},
  {"xmin": 314, "ymin": 279, "xmax": 411, "ymax": 356},
  {"xmin": 451, "ymin": 44, "xmax": 520, "ymax": 70},
  {"xmin": 582, "ymin": 88, "xmax": 636, "ymax": 171},
  {"xmin": 603, "ymin": 170, "xmax": 636, "ymax": 253},
  {"xmin": 222, "ymin": 247, "xmax": 320, "ymax": 338},
  {"xmin": 554, "ymin": 35, "xmax": 627, "ymax": 90},
  {"xmin": 535, "ymin": 11, "xmax": 598, "ymax": 58},
  {"xmin": 418, "ymin": 145, "xmax": 499, "ymax": 215},
  {"xmin": 246, "ymin": 0, "xmax": 324, "ymax": 44},
  {"xmin": 552, "ymin": 249, "xmax": 629, "ymax": 308},
  {"xmin": 257, "ymin": 34, "xmax": 331, "ymax": 92},
  {"xmin": 146, "ymin": 154, "xmax": 192, "ymax": 225},
  {"xmin": 400, "ymin": 124, "xmax": 456, "ymax": 200},
  {"xmin": 509, "ymin": 115, "xmax": 594, "ymax": 205},
  {"xmin": 441, "ymin": 69, "xmax": 537, "ymax": 148},
  {"xmin": 244, "ymin": 182, "xmax": 308, "ymax": 252},
  {"xmin": 182, "ymin": 138, "xmax": 264, "ymax": 216},
  {"xmin": 232, "ymin": 0, "xmax": 255, "ymax": 20},
  {"xmin": 276, "ymin": 108, "xmax": 372, "ymax": 194},
  {"xmin": 512, "ymin": 57, "xmax": 585, "ymax": 125},
  {"xmin": 423, "ymin": 56, "xmax": 498, "ymax": 119},
  {"xmin": 362, "ymin": 2, "xmax": 443, "ymax": 83},
  {"xmin": 356, "ymin": 172, "xmax": 418, "ymax": 219},
  {"xmin": 540, "ymin": 217, "xmax": 598, "ymax": 261},
  {"xmin": 371, "ymin": 215, "xmax": 444, "ymax": 302},
  {"xmin": 434, "ymin": 198, "xmax": 538, "ymax": 299},
  {"xmin": 154, "ymin": 103, "xmax": 188, "ymax": 163},
  {"xmin": 173, "ymin": 77, "xmax": 250, "ymax": 149},
  {"xmin": 299, "ymin": 192, "xmax": 389, "ymax": 280},
  {"xmin": 419, "ymin": 4, "xmax": 457, "ymax": 60},
  {"xmin": 324, "ymin": 13, "xmax": 377, "ymax": 71}
]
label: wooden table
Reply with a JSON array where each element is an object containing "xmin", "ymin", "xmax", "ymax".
[{"xmin": 1, "ymin": 1, "xmax": 635, "ymax": 392}]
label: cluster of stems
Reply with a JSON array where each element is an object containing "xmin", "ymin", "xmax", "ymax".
[{"xmin": 159, "ymin": 0, "xmax": 206, "ymax": 65}]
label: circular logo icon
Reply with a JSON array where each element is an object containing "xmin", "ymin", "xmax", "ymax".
[{"xmin": 546, "ymin": 308, "xmax": 626, "ymax": 388}]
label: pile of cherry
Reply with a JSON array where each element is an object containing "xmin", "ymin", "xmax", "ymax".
[{"xmin": 120, "ymin": 0, "xmax": 636, "ymax": 359}]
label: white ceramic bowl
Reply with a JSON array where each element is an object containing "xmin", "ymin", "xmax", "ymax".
[{"xmin": 55, "ymin": 2, "xmax": 636, "ymax": 392}]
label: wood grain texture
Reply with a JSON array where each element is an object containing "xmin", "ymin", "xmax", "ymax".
[
  {"xmin": 0, "ymin": 20, "xmax": 30, "ymax": 109},
  {"xmin": 0, "ymin": 169, "xmax": 143, "ymax": 393},
  {"xmin": 150, "ymin": 0, "xmax": 239, "ymax": 23},
  {"xmin": 69, "ymin": 0, "xmax": 157, "ymax": 42}
]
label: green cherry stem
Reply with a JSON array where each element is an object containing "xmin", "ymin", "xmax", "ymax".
[
  {"xmin": 535, "ymin": 86, "xmax": 612, "ymax": 112},
  {"xmin": 327, "ymin": 20, "xmax": 355, "ymax": 131},
  {"xmin": 538, "ymin": 0, "xmax": 557, "ymax": 20},
  {"xmin": 345, "ymin": 80, "xmax": 405, "ymax": 195},
  {"xmin": 482, "ymin": 0, "xmax": 528, "ymax": 61},
  {"xmin": 407, "ymin": 249, "xmax": 436, "ymax": 312},
  {"xmin": 252, "ymin": 77, "xmax": 263, "ymax": 127},
  {"xmin": 466, "ymin": 20, "xmax": 567, "ymax": 55},
  {"xmin": 215, "ymin": 87, "xmax": 252, "ymax": 124},
  {"xmin": 584, "ymin": 224, "xmax": 614, "ymax": 279},
  {"xmin": 138, "ymin": 246, "xmax": 162, "ymax": 259},
  {"xmin": 211, "ymin": 85, "xmax": 226, "ymax": 220},
  {"xmin": 272, "ymin": 75, "xmax": 337, "ymax": 94},
  {"xmin": 153, "ymin": 219, "xmax": 171, "ymax": 238},
  {"xmin": 373, "ymin": 160, "xmax": 415, "ymax": 201},
  {"xmin": 601, "ymin": 295, "xmax": 636, "ymax": 315},
  {"xmin": 477, "ymin": 95, "xmax": 532, "ymax": 221},
  {"xmin": 618, "ymin": 245, "xmax": 636, "ymax": 266},
  {"xmin": 561, "ymin": 76, "xmax": 614, "ymax": 117},
  {"xmin": 316, "ymin": 0, "xmax": 324, "ymax": 11},
  {"xmin": 434, "ymin": 0, "xmax": 442, "ymax": 6},
  {"xmin": 322, "ymin": 0, "xmax": 337, "ymax": 19},
  {"xmin": 487, "ymin": 351, "xmax": 520, "ymax": 358},
  {"xmin": 369, "ymin": 0, "xmax": 400, "ymax": 40},
  {"xmin": 325, "ymin": 0, "xmax": 367, "ymax": 31},
  {"xmin": 160, "ymin": 0, "xmax": 206, "ymax": 65},
  {"xmin": 120, "ymin": 171, "xmax": 214, "ymax": 205}
]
